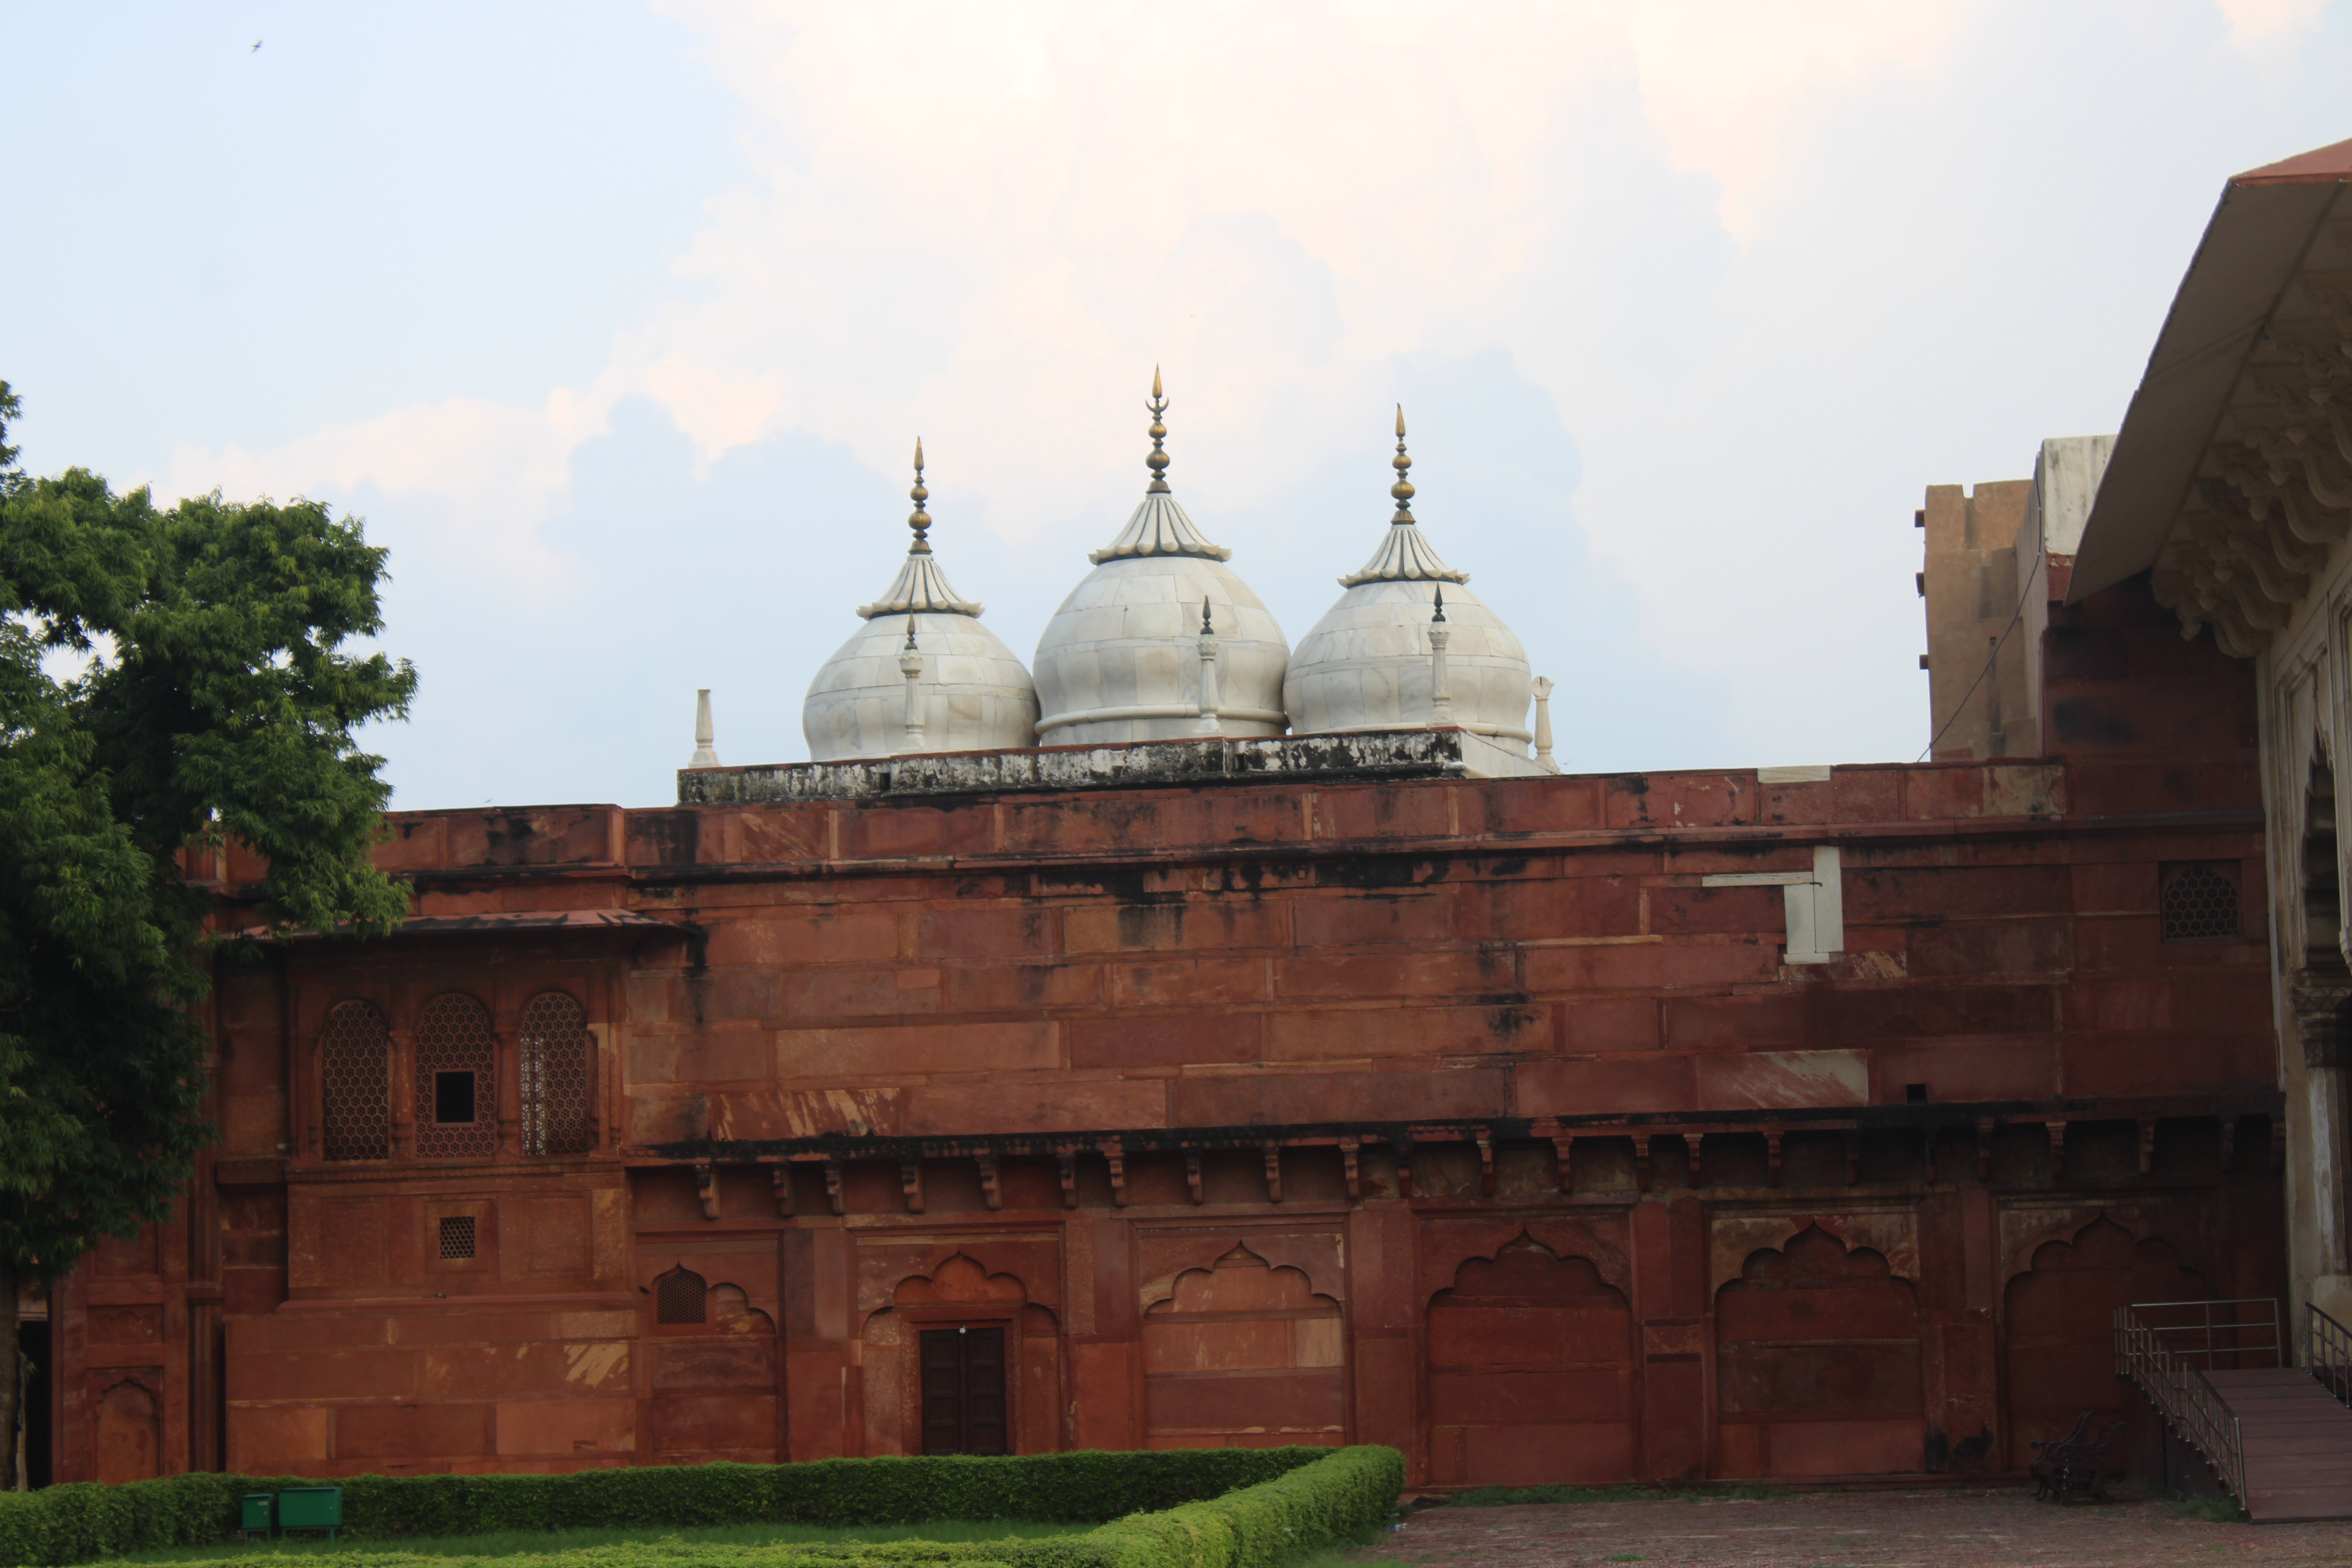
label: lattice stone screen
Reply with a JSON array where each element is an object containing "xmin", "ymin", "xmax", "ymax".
[
  {"xmin": 519, "ymin": 990, "xmax": 594, "ymax": 1156},
  {"xmin": 319, "ymin": 999, "xmax": 390, "ymax": 1161},
  {"xmin": 2163, "ymin": 862, "xmax": 2240, "ymax": 941},
  {"xmin": 414, "ymin": 993, "xmax": 497, "ymax": 1159},
  {"xmin": 656, "ymin": 1267, "xmax": 708, "ymax": 1325}
]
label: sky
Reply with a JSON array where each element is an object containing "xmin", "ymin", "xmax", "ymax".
[{"xmin": 7, "ymin": 1, "xmax": 2350, "ymax": 810}]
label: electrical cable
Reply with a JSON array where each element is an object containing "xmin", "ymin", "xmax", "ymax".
[{"xmin": 1916, "ymin": 547, "xmax": 2045, "ymax": 763}]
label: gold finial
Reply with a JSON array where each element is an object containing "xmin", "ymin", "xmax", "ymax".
[
  {"xmin": 1390, "ymin": 404, "xmax": 1415, "ymax": 524},
  {"xmin": 1145, "ymin": 367, "xmax": 1171, "ymax": 494},
  {"xmin": 1201, "ymin": 598, "xmax": 1214, "ymax": 636},
  {"xmin": 907, "ymin": 439, "xmax": 932, "ymax": 554},
  {"xmin": 904, "ymin": 613, "xmax": 918, "ymax": 651},
  {"xmin": 1431, "ymin": 583, "xmax": 1446, "ymax": 623}
]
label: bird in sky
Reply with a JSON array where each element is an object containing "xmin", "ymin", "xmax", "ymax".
[{"xmin": 251, "ymin": 39, "xmax": 262, "ymax": 52}]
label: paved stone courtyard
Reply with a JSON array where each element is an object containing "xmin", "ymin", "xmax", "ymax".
[{"xmin": 1357, "ymin": 1489, "xmax": 2352, "ymax": 1566}]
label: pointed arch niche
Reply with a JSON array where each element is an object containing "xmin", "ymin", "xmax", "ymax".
[
  {"xmin": 2003, "ymin": 1214, "xmax": 2205, "ymax": 1467},
  {"xmin": 1142, "ymin": 1244, "xmax": 1343, "ymax": 1450},
  {"xmin": 641, "ymin": 1259, "xmax": 777, "ymax": 1465},
  {"xmin": 1715, "ymin": 1224, "xmax": 1923, "ymax": 1478},
  {"xmin": 860, "ymin": 1255, "xmax": 1059, "ymax": 1457},
  {"xmin": 1425, "ymin": 1234, "xmax": 1634, "ymax": 1486},
  {"xmin": 93, "ymin": 1377, "xmax": 160, "ymax": 1484}
]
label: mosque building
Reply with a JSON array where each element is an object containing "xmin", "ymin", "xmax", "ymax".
[{"xmin": 37, "ymin": 139, "xmax": 2352, "ymax": 1492}]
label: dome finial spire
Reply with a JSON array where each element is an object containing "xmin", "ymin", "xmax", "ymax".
[
  {"xmin": 907, "ymin": 438, "xmax": 932, "ymax": 554},
  {"xmin": 1145, "ymin": 367, "xmax": 1172, "ymax": 494},
  {"xmin": 1390, "ymin": 404, "xmax": 1416, "ymax": 524}
]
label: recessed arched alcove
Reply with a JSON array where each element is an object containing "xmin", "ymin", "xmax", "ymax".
[
  {"xmin": 2003, "ymin": 1215, "xmax": 2205, "ymax": 1467},
  {"xmin": 94, "ymin": 1379, "xmax": 160, "ymax": 1484},
  {"xmin": 1425, "ymin": 1235, "xmax": 1634, "ymax": 1486},
  {"xmin": 1715, "ymin": 1225, "xmax": 1923, "ymax": 1478},
  {"xmin": 1141, "ymin": 1245, "xmax": 1343, "ymax": 1450},
  {"xmin": 642, "ymin": 1261, "xmax": 777, "ymax": 1464}
]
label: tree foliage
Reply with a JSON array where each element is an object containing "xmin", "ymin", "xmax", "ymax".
[{"xmin": 0, "ymin": 379, "xmax": 416, "ymax": 1281}]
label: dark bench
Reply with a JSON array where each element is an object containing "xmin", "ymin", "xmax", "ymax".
[{"xmin": 2031, "ymin": 1411, "xmax": 2125, "ymax": 1503}]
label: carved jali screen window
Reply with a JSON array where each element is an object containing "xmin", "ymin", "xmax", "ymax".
[
  {"xmin": 2162, "ymin": 862, "xmax": 2241, "ymax": 941},
  {"xmin": 519, "ymin": 990, "xmax": 594, "ymax": 1156},
  {"xmin": 319, "ymin": 999, "xmax": 390, "ymax": 1161},
  {"xmin": 414, "ymin": 993, "xmax": 497, "ymax": 1159},
  {"xmin": 656, "ymin": 1267, "xmax": 708, "ymax": 1325}
]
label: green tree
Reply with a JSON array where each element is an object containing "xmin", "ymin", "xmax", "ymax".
[{"xmin": 0, "ymin": 381, "xmax": 414, "ymax": 1483}]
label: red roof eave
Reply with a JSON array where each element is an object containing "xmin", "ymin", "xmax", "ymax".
[{"xmin": 2066, "ymin": 138, "xmax": 2352, "ymax": 603}]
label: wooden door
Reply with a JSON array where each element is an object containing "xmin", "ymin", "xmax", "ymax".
[{"xmin": 919, "ymin": 1326, "xmax": 1008, "ymax": 1455}]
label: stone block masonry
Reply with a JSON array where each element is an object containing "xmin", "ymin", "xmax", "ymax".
[{"xmin": 49, "ymin": 574, "xmax": 2284, "ymax": 1488}]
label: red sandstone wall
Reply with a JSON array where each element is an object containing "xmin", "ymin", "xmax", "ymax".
[{"xmin": 47, "ymin": 578, "xmax": 2284, "ymax": 1486}]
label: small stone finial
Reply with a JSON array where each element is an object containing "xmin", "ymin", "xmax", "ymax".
[
  {"xmin": 1145, "ymin": 367, "xmax": 1171, "ymax": 494},
  {"xmin": 1195, "ymin": 599, "xmax": 1221, "ymax": 736},
  {"xmin": 907, "ymin": 439, "xmax": 932, "ymax": 554},
  {"xmin": 1390, "ymin": 404, "xmax": 1416, "ymax": 524},
  {"xmin": 898, "ymin": 617, "xmax": 927, "ymax": 753},
  {"xmin": 689, "ymin": 688, "xmax": 720, "ymax": 769},
  {"xmin": 1428, "ymin": 603, "xmax": 1454, "ymax": 728},
  {"xmin": 1532, "ymin": 675, "xmax": 1559, "ymax": 772}
]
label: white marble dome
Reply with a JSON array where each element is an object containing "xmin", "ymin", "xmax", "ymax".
[
  {"xmin": 1285, "ymin": 422, "xmax": 1532, "ymax": 743},
  {"xmin": 1032, "ymin": 389, "xmax": 1289, "ymax": 745},
  {"xmin": 803, "ymin": 459, "xmax": 1039, "ymax": 760}
]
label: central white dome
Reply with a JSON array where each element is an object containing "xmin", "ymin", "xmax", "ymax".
[{"xmin": 1032, "ymin": 381, "xmax": 1289, "ymax": 745}]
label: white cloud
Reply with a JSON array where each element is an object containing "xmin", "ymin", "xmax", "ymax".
[
  {"xmin": 630, "ymin": 0, "xmax": 1970, "ymax": 503},
  {"xmin": 154, "ymin": 0, "xmax": 2024, "ymax": 767},
  {"xmin": 159, "ymin": 387, "xmax": 610, "ymax": 593},
  {"xmin": 2214, "ymin": 0, "xmax": 2336, "ymax": 51},
  {"xmin": 1611, "ymin": 0, "xmax": 1966, "ymax": 241}
]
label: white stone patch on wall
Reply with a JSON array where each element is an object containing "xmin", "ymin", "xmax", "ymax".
[{"xmin": 1702, "ymin": 845, "xmax": 1845, "ymax": 964}]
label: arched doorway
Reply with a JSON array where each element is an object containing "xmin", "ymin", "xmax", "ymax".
[
  {"xmin": 860, "ymin": 1255, "xmax": 1060, "ymax": 1457},
  {"xmin": 1715, "ymin": 1225, "xmax": 1924, "ymax": 1477},
  {"xmin": 1425, "ymin": 1236, "xmax": 1634, "ymax": 1485}
]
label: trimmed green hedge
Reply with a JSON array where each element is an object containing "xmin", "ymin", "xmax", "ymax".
[
  {"xmin": 1084, "ymin": 1443, "xmax": 1402, "ymax": 1568},
  {"xmin": 0, "ymin": 1446, "xmax": 1402, "ymax": 1568}
]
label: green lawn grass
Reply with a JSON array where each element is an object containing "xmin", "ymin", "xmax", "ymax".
[
  {"xmin": 90, "ymin": 1519, "xmax": 1099, "ymax": 1566},
  {"xmin": 2164, "ymin": 1491, "xmax": 2247, "ymax": 1523}
]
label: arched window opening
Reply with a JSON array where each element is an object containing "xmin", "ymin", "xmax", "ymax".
[
  {"xmin": 414, "ymin": 993, "xmax": 495, "ymax": 1160},
  {"xmin": 519, "ymin": 990, "xmax": 593, "ymax": 1156},
  {"xmin": 656, "ymin": 1267, "xmax": 708, "ymax": 1325},
  {"xmin": 319, "ymin": 1000, "xmax": 390, "ymax": 1161}
]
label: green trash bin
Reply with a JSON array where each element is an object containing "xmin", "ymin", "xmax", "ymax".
[
  {"xmin": 276, "ymin": 1486, "xmax": 342, "ymax": 1542},
  {"xmin": 238, "ymin": 1494, "xmax": 274, "ymax": 1541}
]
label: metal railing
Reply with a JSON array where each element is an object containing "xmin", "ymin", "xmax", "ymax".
[
  {"xmin": 2115, "ymin": 1300, "xmax": 2263, "ymax": 1506},
  {"xmin": 2308, "ymin": 1302, "xmax": 2352, "ymax": 1408},
  {"xmin": 2123, "ymin": 1296, "xmax": 2282, "ymax": 1371}
]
